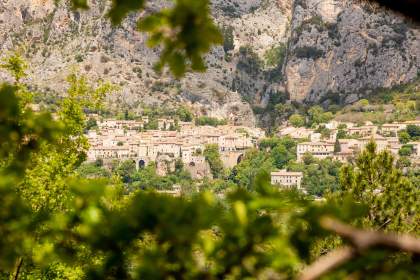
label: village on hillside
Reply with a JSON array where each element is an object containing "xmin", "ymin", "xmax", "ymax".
[
  {"xmin": 85, "ymin": 115, "xmax": 420, "ymax": 193},
  {"xmin": 273, "ymin": 119, "xmax": 420, "ymax": 189},
  {"xmin": 85, "ymin": 116, "xmax": 265, "ymax": 179}
]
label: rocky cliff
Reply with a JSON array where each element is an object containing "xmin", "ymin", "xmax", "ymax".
[
  {"xmin": 0, "ymin": 0, "xmax": 418, "ymax": 126},
  {"xmin": 285, "ymin": 0, "xmax": 420, "ymax": 105}
]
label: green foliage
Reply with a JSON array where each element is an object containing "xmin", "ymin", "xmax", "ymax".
[
  {"xmin": 334, "ymin": 138, "xmax": 341, "ymax": 153},
  {"xmin": 406, "ymin": 124, "xmax": 420, "ymax": 140},
  {"xmin": 203, "ymin": 144, "xmax": 224, "ymax": 179},
  {"xmin": 288, "ymin": 113, "xmax": 305, "ymax": 127},
  {"xmin": 199, "ymin": 178, "xmax": 236, "ymax": 193},
  {"xmin": 85, "ymin": 117, "xmax": 97, "ymax": 131},
  {"xmin": 275, "ymin": 103, "xmax": 295, "ymax": 120},
  {"xmin": 230, "ymin": 137, "xmax": 298, "ymax": 190},
  {"xmin": 288, "ymin": 158, "xmax": 342, "ymax": 196},
  {"xmin": 336, "ymin": 128, "xmax": 348, "ymax": 139},
  {"xmin": 399, "ymin": 144, "xmax": 414, "ymax": 156},
  {"xmin": 339, "ymin": 141, "xmax": 419, "ymax": 232},
  {"xmin": 74, "ymin": 53, "xmax": 84, "ymax": 63},
  {"xmin": 76, "ymin": 162, "xmax": 111, "ymax": 178},
  {"xmin": 115, "ymin": 160, "xmax": 137, "ymax": 183},
  {"xmin": 259, "ymin": 136, "xmax": 297, "ymax": 169},
  {"xmin": 195, "ymin": 116, "xmax": 227, "ymax": 126},
  {"xmin": 143, "ymin": 117, "xmax": 159, "ymax": 130},
  {"xmin": 264, "ymin": 43, "xmax": 286, "ymax": 68},
  {"xmin": 315, "ymin": 124, "xmax": 331, "ymax": 139},
  {"xmin": 221, "ymin": 25, "xmax": 234, "ymax": 53},
  {"xmin": 396, "ymin": 156, "xmax": 411, "ymax": 168},
  {"xmin": 398, "ymin": 130, "xmax": 411, "ymax": 144},
  {"xmin": 307, "ymin": 105, "xmax": 333, "ymax": 126},
  {"xmin": 176, "ymin": 106, "xmax": 193, "ymax": 122},
  {"xmin": 1, "ymin": 7, "xmax": 420, "ymax": 278},
  {"xmin": 1, "ymin": 80, "xmax": 419, "ymax": 278},
  {"xmin": 229, "ymin": 149, "xmax": 274, "ymax": 189},
  {"xmin": 237, "ymin": 45, "xmax": 262, "ymax": 75},
  {"xmin": 0, "ymin": 52, "xmax": 28, "ymax": 83},
  {"xmin": 334, "ymin": 78, "xmax": 419, "ymax": 124},
  {"xmin": 294, "ymin": 46, "xmax": 324, "ymax": 60},
  {"xmin": 115, "ymin": 161, "xmax": 192, "ymax": 191}
]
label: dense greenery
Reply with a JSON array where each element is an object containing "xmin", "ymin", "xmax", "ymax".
[
  {"xmin": 340, "ymin": 141, "xmax": 419, "ymax": 233},
  {"xmin": 399, "ymin": 124, "xmax": 420, "ymax": 143},
  {"xmin": 203, "ymin": 144, "xmax": 225, "ymax": 178},
  {"xmin": 0, "ymin": 2, "xmax": 419, "ymax": 278},
  {"xmin": 1, "ymin": 82, "xmax": 418, "ymax": 278},
  {"xmin": 195, "ymin": 116, "xmax": 228, "ymax": 126},
  {"xmin": 288, "ymin": 113, "xmax": 305, "ymax": 127},
  {"xmin": 221, "ymin": 25, "xmax": 235, "ymax": 53},
  {"xmin": 288, "ymin": 156, "xmax": 343, "ymax": 196},
  {"xmin": 264, "ymin": 43, "xmax": 286, "ymax": 68}
]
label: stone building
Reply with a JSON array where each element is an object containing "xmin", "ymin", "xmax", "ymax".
[
  {"xmin": 347, "ymin": 125, "xmax": 377, "ymax": 137},
  {"xmin": 297, "ymin": 142, "xmax": 335, "ymax": 162},
  {"xmin": 381, "ymin": 123, "xmax": 406, "ymax": 136},
  {"xmin": 271, "ymin": 170, "xmax": 303, "ymax": 189},
  {"xmin": 86, "ymin": 119, "xmax": 265, "ymax": 176}
]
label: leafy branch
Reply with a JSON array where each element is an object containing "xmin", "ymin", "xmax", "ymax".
[{"xmin": 300, "ymin": 217, "xmax": 420, "ymax": 280}]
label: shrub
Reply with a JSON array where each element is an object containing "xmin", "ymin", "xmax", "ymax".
[
  {"xmin": 222, "ymin": 25, "xmax": 234, "ymax": 53},
  {"xmin": 75, "ymin": 54, "xmax": 84, "ymax": 62},
  {"xmin": 289, "ymin": 114, "xmax": 305, "ymax": 127},
  {"xmin": 264, "ymin": 43, "xmax": 286, "ymax": 68},
  {"xmin": 195, "ymin": 116, "xmax": 227, "ymax": 126},
  {"xmin": 294, "ymin": 46, "xmax": 324, "ymax": 60}
]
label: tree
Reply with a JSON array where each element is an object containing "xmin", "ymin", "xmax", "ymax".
[
  {"xmin": 287, "ymin": 158, "xmax": 342, "ymax": 196},
  {"xmin": 406, "ymin": 124, "xmax": 420, "ymax": 139},
  {"xmin": 289, "ymin": 114, "xmax": 305, "ymax": 127},
  {"xmin": 195, "ymin": 116, "xmax": 227, "ymax": 126},
  {"xmin": 307, "ymin": 106, "xmax": 334, "ymax": 126},
  {"xmin": 1, "ymin": 3, "xmax": 420, "ymax": 279},
  {"xmin": 315, "ymin": 125, "xmax": 331, "ymax": 139},
  {"xmin": 358, "ymin": 98, "xmax": 369, "ymax": 107},
  {"xmin": 302, "ymin": 152, "xmax": 315, "ymax": 165},
  {"xmin": 264, "ymin": 43, "xmax": 286, "ymax": 68},
  {"xmin": 0, "ymin": 55, "xmax": 118, "ymax": 277},
  {"xmin": 275, "ymin": 103, "xmax": 295, "ymax": 120},
  {"xmin": 1, "ymin": 80, "xmax": 420, "ymax": 279},
  {"xmin": 229, "ymin": 149, "xmax": 275, "ymax": 189},
  {"xmin": 334, "ymin": 138, "xmax": 341, "ymax": 153},
  {"xmin": 339, "ymin": 141, "xmax": 419, "ymax": 233},
  {"xmin": 115, "ymin": 160, "xmax": 137, "ymax": 183},
  {"xmin": 176, "ymin": 106, "xmax": 193, "ymax": 122},
  {"xmin": 398, "ymin": 130, "xmax": 411, "ymax": 144},
  {"xmin": 86, "ymin": 117, "xmax": 97, "ymax": 130},
  {"xmin": 222, "ymin": 25, "xmax": 234, "ymax": 53},
  {"xmin": 336, "ymin": 129, "xmax": 347, "ymax": 139},
  {"xmin": 0, "ymin": 52, "xmax": 28, "ymax": 83},
  {"xmin": 77, "ymin": 162, "xmax": 111, "ymax": 178},
  {"xmin": 399, "ymin": 144, "xmax": 413, "ymax": 156},
  {"xmin": 203, "ymin": 144, "xmax": 224, "ymax": 178},
  {"xmin": 396, "ymin": 156, "xmax": 411, "ymax": 168},
  {"xmin": 307, "ymin": 106, "xmax": 323, "ymax": 125}
]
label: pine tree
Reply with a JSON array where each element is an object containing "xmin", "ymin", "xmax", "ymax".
[{"xmin": 340, "ymin": 141, "xmax": 419, "ymax": 233}]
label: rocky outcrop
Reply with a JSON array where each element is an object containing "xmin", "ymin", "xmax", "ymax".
[
  {"xmin": 0, "ymin": 0, "xmax": 419, "ymax": 127},
  {"xmin": 0, "ymin": 0, "xmax": 258, "ymax": 126},
  {"xmin": 285, "ymin": 0, "xmax": 420, "ymax": 104}
]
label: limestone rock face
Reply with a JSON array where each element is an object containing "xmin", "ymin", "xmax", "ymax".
[
  {"xmin": 0, "ymin": 0, "xmax": 258, "ymax": 126},
  {"xmin": 0, "ymin": 0, "xmax": 419, "ymax": 127},
  {"xmin": 285, "ymin": 0, "xmax": 420, "ymax": 104}
]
